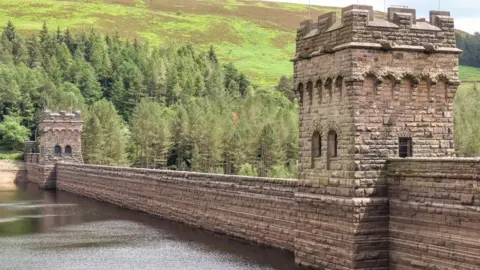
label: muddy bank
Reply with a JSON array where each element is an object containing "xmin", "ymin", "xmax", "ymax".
[{"xmin": 0, "ymin": 160, "xmax": 25, "ymax": 190}]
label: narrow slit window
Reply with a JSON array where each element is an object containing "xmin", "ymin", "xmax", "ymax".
[
  {"xmin": 311, "ymin": 132, "xmax": 321, "ymax": 168},
  {"xmin": 319, "ymin": 137, "xmax": 322, "ymax": 157},
  {"xmin": 307, "ymin": 81, "xmax": 313, "ymax": 106},
  {"xmin": 399, "ymin": 137, "xmax": 412, "ymax": 158},
  {"xmin": 316, "ymin": 80, "xmax": 322, "ymax": 104},
  {"xmin": 336, "ymin": 76, "xmax": 343, "ymax": 101},
  {"xmin": 364, "ymin": 75, "xmax": 376, "ymax": 100},
  {"xmin": 325, "ymin": 79, "xmax": 332, "ymax": 102},
  {"xmin": 312, "ymin": 132, "xmax": 321, "ymax": 157},
  {"xmin": 328, "ymin": 130, "xmax": 338, "ymax": 158},
  {"xmin": 438, "ymin": 80, "xmax": 448, "ymax": 101},
  {"xmin": 298, "ymin": 83, "xmax": 304, "ymax": 105}
]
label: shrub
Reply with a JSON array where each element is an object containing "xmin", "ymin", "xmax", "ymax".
[
  {"xmin": 0, "ymin": 116, "xmax": 31, "ymax": 151},
  {"xmin": 238, "ymin": 163, "xmax": 258, "ymax": 176}
]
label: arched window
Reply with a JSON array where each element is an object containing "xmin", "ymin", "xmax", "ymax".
[
  {"xmin": 311, "ymin": 132, "xmax": 321, "ymax": 168},
  {"xmin": 307, "ymin": 81, "xmax": 313, "ymax": 105},
  {"xmin": 364, "ymin": 75, "xmax": 376, "ymax": 100},
  {"xmin": 316, "ymin": 80, "xmax": 322, "ymax": 104},
  {"xmin": 400, "ymin": 77, "xmax": 414, "ymax": 102},
  {"xmin": 54, "ymin": 145, "xmax": 62, "ymax": 156},
  {"xmin": 325, "ymin": 78, "xmax": 332, "ymax": 102},
  {"xmin": 336, "ymin": 76, "xmax": 343, "ymax": 101},
  {"xmin": 328, "ymin": 130, "xmax": 338, "ymax": 158},
  {"xmin": 437, "ymin": 79, "xmax": 448, "ymax": 102},
  {"xmin": 418, "ymin": 79, "xmax": 430, "ymax": 103},
  {"xmin": 65, "ymin": 145, "xmax": 72, "ymax": 156},
  {"xmin": 298, "ymin": 83, "xmax": 304, "ymax": 105},
  {"xmin": 381, "ymin": 76, "xmax": 395, "ymax": 101}
]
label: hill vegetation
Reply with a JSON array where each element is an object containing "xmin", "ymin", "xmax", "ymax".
[
  {"xmin": 1, "ymin": 0, "xmax": 478, "ymax": 85},
  {"xmin": 0, "ymin": 0, "xmax": 334, "ymax": 86},
  {"xmin": 459, "ymin": 66, "xmax": 480, "ymax": 81},
  {"xmin": 1, "ymin": 0, "xmax": 480, "ymax": 172},
  {"xmin": 0, "ymin": 22, "xmax": 299, "ymax": 177}
]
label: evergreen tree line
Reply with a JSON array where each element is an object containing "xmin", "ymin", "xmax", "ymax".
[
  {"xmin": 456, "ymin": 31, "xmax": 480, "ymax": 68},
  {"xmin": 0, "ymin": 21, "xmax": 298, "ymax": 178}
]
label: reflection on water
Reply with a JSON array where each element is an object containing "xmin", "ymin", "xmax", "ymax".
[{"xmin": 0, "ymin": 183, "xmax": 299, "ymax": 270}]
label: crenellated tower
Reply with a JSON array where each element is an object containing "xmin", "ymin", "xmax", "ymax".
[
  {"xmin": 293, "ymin": 5, "xmax": 460, "ymax": 269},
  {"xmin": 38, "ymin": 110, "xmax": 83, "ymax": 164}
]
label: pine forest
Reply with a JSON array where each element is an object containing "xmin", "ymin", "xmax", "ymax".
[{"xmin": 0, "ymin": 22, "xmax": 298, "ymax": 178}]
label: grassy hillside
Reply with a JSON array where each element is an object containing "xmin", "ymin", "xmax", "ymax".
[
  {"xmin": 0, "ymin": 0, "xmax": 332, "ymax": 85},
  {"xmin": 459, "ymin": 66, "xmax": 480, "ymax": 81},
  {"xmin": 0, "ymin": 0, "xmax": 479, "ymax": 85}
]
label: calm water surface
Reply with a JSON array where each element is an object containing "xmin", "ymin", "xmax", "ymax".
[{"xmin": 0, "ymin": 183, "xmax": 299, "ymax": 270}]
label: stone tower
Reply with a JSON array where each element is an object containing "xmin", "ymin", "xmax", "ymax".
[
  {"xmin": 293, "ymin": 5, "xmax": 460, "ymax": 269},
  {"xmin": 38, "ymin": 110, "xmax": 83, "ymax": 164}
]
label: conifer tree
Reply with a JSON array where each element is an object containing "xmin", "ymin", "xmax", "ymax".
[
  {"xmin": 0, "ymin": 33, "xmax": 13, "ymax": 64},
  {"xmin": 2, "ymin": 21, "xmax": 25, "ymax": 63},
  {"xmin": 56, "ymin": 42, "xmax": 73, "ymax": 78},
  {"xmin": 82, "ymin": 114, "xmax": 104, "ymax": 163},
  {"xmin": 208, "ymin": 45, "xmax": 218, "ymax": 63},
  {"xmin": 3, "ymin": 21, "xmax": 16, "ymax": 42},
  {"xmin": 276, "ymin": 75, "xmax": 294, "ymax": 102},
  {"xmin": 64, "ymin": 28, "xmax": 76, "ymax": 54},
  {"xmin": 26, "ymin": 35, "xmax": 42, "ymax": 68},
  {"xmin": 0, "ymin": 22, "xmax": 304, "ymax": 176},
  {"xmin": 84, "ymin": 99, "xmax": 128, "ymax": 165},
  {"xmin": 0, "ymin": 64, "xmax": 21, "ymax": 120},
  {"xmin": 39, "ymin": 22, "xmax": 49, "ymax": 44},
  {"xmin": 131, "ymin": 99, "xmax": 172, "ymax": 168},
  {"xmin": 56, "ymin": 26, "xmax": 63, "ymax": 44},
  {"xmin": 171, "ymin": 104, "xmax": 191, "ymax": 170}
]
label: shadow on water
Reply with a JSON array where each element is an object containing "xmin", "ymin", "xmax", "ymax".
[{"xmin": 0, "ymin": 182, "xmax": 306, "ymax": 270}]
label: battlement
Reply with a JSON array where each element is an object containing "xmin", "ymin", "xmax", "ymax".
[
  {"xmin": 294, "ymin": 5, "xmax": 460, "ymax": 61},
  {"xmin": 40, "ymin": 109, "xmax": 82, "ymax": 122}
]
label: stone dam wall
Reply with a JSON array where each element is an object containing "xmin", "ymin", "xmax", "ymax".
[
  {"xmin": 387, "ymin": 158, "xmax": 480, "ymax": 269},
  {"xmin": 55, "ymin": 163, "xmax": 299, "ymax": 251},
  {"xmin": 54, "ymin": 163, "xmax": 361, "ymax": 269},
  {"xmin": 22, "ymin": 160, "xmax": 479, "ymax": 269},
  {"xmin": 24, "ymin": 153, "xmax": 55, "ymax": 189}
]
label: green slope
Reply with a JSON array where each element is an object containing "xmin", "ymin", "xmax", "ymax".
[
  {"xmin": 0, "ymin": 0, "xmax": 478, "ymax": 85},
  {"xmin": 459, "ymin": 66, "xmax": 480, "ymax": 81}
]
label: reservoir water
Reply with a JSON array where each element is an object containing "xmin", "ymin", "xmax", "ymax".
[{"xmin": 0, "ymin": 182, "xmax": 298, "ymax": 270}]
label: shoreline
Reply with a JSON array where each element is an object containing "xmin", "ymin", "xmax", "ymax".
[{"xmin": 0, "ymin": 160, "xmax": 25, "ymax": 190}]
